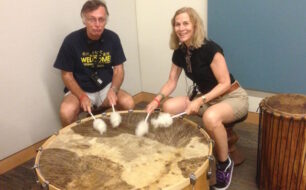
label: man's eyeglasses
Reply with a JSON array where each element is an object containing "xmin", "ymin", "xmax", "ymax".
[
  {"xmin": 86, "ymin": 17, "xmax": 106, "ymax": 25},
  {"xmin": 185, "ymin": 49, "xmax": 192, "ymax": 73}
]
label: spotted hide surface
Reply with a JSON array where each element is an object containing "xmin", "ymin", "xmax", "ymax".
[{"xmin": 37, "ymin": 111, "xmax": 211, "ymax": 190}]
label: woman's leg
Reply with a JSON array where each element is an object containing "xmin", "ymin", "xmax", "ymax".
[
  {"xmin": 162, "ymin": 96, "xmax": 190, "ymax": 114},
  {"xmin": 202, "ymin": 102, "xmax": 235, "ymax": 162}
]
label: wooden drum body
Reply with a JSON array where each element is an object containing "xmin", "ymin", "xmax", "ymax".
[
  {"xmin": 34, "ymin": 110, "xmax": 213, "ymax": 190},
  {"xmin": 257, "ymin": 94, "xmax": 306, "ymax": 190}
]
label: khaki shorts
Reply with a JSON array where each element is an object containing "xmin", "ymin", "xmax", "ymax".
[{"xmin": 198, "ymin": 87, "xmax": 249, "ymax": 121}]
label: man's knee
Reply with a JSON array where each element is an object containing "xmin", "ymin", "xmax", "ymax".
[
  {"xmin": 119, "ymin": 94, "xmax": 135, "ymax": 110},
  {"xmin": 125, "ymin": 96, "xmax": 135, "ymax": 109},
  {"xmin": 60, "ymin": 101, "xmax": 80, "ymax": 123}
]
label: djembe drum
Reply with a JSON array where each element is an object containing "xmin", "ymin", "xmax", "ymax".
[
  {"xmin": 257, "ymin": 94, "xmax": 306, "ymax": 190},
  {"xmin": 34, "ymin": 110, "xmax": 213, "ymax": 190}
]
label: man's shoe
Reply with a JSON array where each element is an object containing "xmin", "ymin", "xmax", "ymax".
[{"xmin": 212, "ymin": 158, "xmax": 234, "ymax": 190}]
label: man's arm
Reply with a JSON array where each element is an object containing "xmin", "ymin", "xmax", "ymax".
[
  {"xmin": 107, "ymin": 64, "xmax": 124, "ymax": 105},
  {"xmin": 61, "ymin": 71, "xmax": 92, "ymax": 112},
  {"xmin": 110, "ymin": 64, "xmax": 124, "ymax": 93}
]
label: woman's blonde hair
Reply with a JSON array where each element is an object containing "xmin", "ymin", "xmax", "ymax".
[{"xmin": 170, "ymin": 7, "xmax": 206, "ymax": 50}]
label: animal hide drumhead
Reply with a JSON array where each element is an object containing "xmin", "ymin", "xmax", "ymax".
[{"xmin": 36, "ymin": 111, "xmax": 212, "ymax": 190}]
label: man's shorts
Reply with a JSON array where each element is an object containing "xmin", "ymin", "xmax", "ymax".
[
  {"xmin": 198, "ymin": 87, "xmax": 249, "ymax": 121},
  {"xmin": 66, "ymin": 83, "xmax": 111, "ymax": 107}
]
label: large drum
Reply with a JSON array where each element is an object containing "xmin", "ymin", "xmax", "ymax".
[
  {"xmin": 257, "ymin": 94, "xmax": 306, "ymax": 190},
  {"xmin": 34, "ymin": 110, "xmax": 213, "ymax": 190}
]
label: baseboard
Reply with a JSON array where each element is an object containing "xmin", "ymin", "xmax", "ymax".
[
  {"xmin": 0, "ymin": 91, "xmax": 258, "ymax": 175},
  {"xmin": 0, "ymin": 139, "xmax": 46, "ymax": 175}
]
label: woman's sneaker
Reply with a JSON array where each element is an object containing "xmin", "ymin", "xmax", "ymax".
[{"xmin": 212, "ymin": 158, "xmax": 234, "ymax": 190}]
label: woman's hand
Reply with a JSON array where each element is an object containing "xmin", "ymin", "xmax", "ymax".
[
  {"xmin": 146, "ymin": 100, "xmax": 159, "ymax": 113},
  {"xmin": 185, "ymin": 97, "xmax": 202, "ymax": 115}
]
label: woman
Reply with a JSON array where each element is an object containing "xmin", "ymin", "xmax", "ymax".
[{"xmin": 146, "ymin": 7, "xmax": 248, "ymax": 190}]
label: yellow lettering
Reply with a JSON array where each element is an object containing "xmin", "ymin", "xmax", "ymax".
[
  {"xmin": 81, "ymin": 56, "xmax": 94, "ymax": 66},
  {"xmin": 100, "ymin": 55, "xmax": 111, "ymax": 64},
  {"xmin": 81, "ymin": 57, "xmax": 87, "ymax": 63}
]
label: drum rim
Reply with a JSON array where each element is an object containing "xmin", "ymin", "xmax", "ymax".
[{"xmin": 34, "ymin": 110, "xmax": 213, "ymax": 190}]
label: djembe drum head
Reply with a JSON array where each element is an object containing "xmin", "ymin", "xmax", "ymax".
[{"xmin": 263, "ymin": 94, "xmax": 306, "ymax": 116}]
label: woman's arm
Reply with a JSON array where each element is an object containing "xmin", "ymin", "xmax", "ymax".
[
  {"xmin": 146, "ymin": 63, "xmax": 182, "ymax": 113},
  {"xmin": 185, "ymin": 52, "xmax": 231, "ymax": 114},
  {"xmin": 204, "ymin": 52, "xmax": 231, "ymax": 102}
]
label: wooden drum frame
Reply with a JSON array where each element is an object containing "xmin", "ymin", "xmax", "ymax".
[
  {"xmin": 34, "ymin": 110, "xmax": 213, "ymax": 190},
  {"xmin": 257, "ymin": 94, "xmax": 306, "ymax": 190}
]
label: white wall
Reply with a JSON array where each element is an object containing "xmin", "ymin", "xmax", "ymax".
[
  {"xmin": 0, "ymin": 0, "xmax": 140, "ymax": 159},
  {"xmin": 136, "ymin": 0, "xmax": 207, "ymax": 96},
  {"xmin": 107, "ymin": 0, "xmax": 141, "ymax": 94},
  {"xmin": 0, "ymin": 0, "xmax": 265, "ymax": 160},
  {"xmin": 135, "ymin": 0, "xmax": 270, "ymax": 112}
]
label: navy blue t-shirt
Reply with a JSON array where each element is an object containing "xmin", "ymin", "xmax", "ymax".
[
  {"xmin": 172, "ymin": 40, "xmax": 235, "ymax": 94},
  {"xmin": 54, "ymin": 28, "xmax": 126, "ymax": 93}
]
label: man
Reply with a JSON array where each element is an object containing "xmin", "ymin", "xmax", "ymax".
[{"xmin": 54, "ymin": 0, "xmax": 134, "ymax": 127}]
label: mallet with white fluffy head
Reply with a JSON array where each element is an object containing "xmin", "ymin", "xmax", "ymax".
[
  {"xmin": 151, "ymin": 113, "xmax": 172, "ymax": 128},
  {"xmin": 89, "ymin": 112, "xmax": 107, "ymax": 135},
  {"xmin": 110, "ymin": 104, "xmax": 121, "ymax": 128},
  {"xmin": 151, "ymin": 111, "xmax": 187, "ymax": 128},
  {"xmin": 171, "ymin": 111, "xmax": 187, "ymax": 119},
  {"xmin": 135, "ymin": 112, "xmax": 150, "ymax": 137}
]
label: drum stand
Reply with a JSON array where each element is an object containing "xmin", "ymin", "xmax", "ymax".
[{"xmin": 225, "ymin": 113, "xmax": 248, "ymax": 166}]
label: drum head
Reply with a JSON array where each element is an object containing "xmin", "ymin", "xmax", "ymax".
[
  {"xmin": 261, "ymin": 94, "xmax": 306, "ymax": 117},
  {"xmin": 35, "ymin": 111, "xmax": 212, "ymax": 190}
]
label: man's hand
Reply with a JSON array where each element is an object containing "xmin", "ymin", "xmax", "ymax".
[
  {"xmin": 107, "ymin": 87, "xmax": 118, "ymax": 106},
  {"xmin": 79, "ymin": 94, "xmax": 92, "ymax": 113}
]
